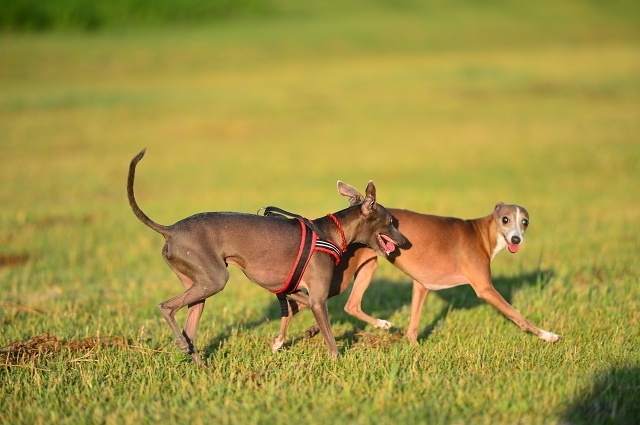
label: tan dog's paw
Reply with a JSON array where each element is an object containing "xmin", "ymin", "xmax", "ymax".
[
  {"xmin": 375, "ymin": 319, "xmax": 393, "ymax": 330},
  {"xmin": 270, "ymin": 336, "xmax": 285, "ymax": 352},
  {"xmin": 539, "ymin": 330, "xmax": 561, "ymax": 342}
]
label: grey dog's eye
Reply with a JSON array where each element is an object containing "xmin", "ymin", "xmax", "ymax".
[
  {"xmin": 522, "ymin": 219, "xmax": 529, "ymax": 226},
  {"xmin": 502, "ymin": 217, "xmax": 509, "ymax": 223}
]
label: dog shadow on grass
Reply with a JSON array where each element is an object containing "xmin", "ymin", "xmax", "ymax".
[
  {"xmin": 199, "ymin": 269, "xmax": 553, "ymax": 356},
  {"xmin": 277, "ymin": 268, "xmax": 554, "ymax": 349},
  {"xmin": 562, "ymin": 366, "xmax": 640, "ymax": 424}
]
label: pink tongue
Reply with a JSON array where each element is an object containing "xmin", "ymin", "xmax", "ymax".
[
  {"xmin": 380, "ymin": 235, "xmax": 396, "ymax": 253},
  {"xmin": 507, "ymin": 243, "xmax": 520, "ymax": 254}
]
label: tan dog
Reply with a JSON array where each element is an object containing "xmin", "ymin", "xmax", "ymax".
[{"xmin": 271, "ymin": 201, "xmax": 560, "ymax": 351}]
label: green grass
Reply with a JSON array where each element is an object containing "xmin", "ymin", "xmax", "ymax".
[{"xmin": 1, "ymin": 1, "xmax": 640, "ymax": 424}]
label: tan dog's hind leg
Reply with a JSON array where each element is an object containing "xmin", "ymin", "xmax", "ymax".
[{"xmin": 406, "ymin": 280, "xmax": 429, "ymax": 345}]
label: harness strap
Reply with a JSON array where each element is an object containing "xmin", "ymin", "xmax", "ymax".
[
  {"xmin": 260, "ymin": 206, "xmax": 329, "ymax": 240},
  {"xmin": 274, "ymin": 219, "xmax": 316, "ymax": 295},
  {"xmin": 315, "ymin": 240, "xmax": 342, "ymax": 264},
  {"xmin": 273, "ymin": 219, "xmax": 317, "ymax": 318},
  {"xmin": 276, "ymin": 293, "xmax": 290, "ymax": 317}
]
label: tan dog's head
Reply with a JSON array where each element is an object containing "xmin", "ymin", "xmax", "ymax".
[{"xmin": 493, "ymin": 202, "xmax": 529, "ymax": 254}]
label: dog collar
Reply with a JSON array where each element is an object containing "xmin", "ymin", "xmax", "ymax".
[{"xmin": 326, "ymin": 213, "xmax": 347, "ymax": 253}]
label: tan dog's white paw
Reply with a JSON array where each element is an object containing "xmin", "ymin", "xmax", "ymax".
[
  {"xmin": 539, "ymin": 330, "xmax": 561, "ymax": 342},
  {"xmin": 270, "ymin": 336, "xmax": 285, "ymax": 352},
  {"xmin": 375, "ymin": 319, "xmax": 393, "ymax": 330}
]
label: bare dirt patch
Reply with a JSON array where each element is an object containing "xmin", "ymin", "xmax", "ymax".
[
  {"xmin": 0, "ymin": 332, "xmax": 128, "ymax": 366},
  {"xmin": 0, "ymin": 253, "xmax": 29, "ymax": 268}
]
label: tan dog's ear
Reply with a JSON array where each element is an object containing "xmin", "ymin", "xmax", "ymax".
[
  {"xmin": 362, "ymin": 180, "xmax": 377, "ymax": 215},
  {"xmin": 337, "ymin": 181, "xmax": 364, "ymax": 206},
  {"xmin": 494, "ymin": 202, "xmax": 505, "ymax": 211}
]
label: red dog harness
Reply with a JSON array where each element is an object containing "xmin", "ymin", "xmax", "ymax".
[
  {"xmin": 273, "ymin": 215, "xmax": 345, "ymax": 295},
  {"xmin": 259, "ymin": 207, "xmax": 347, "ymax": 317}
]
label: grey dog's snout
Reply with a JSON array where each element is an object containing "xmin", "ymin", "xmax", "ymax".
[{"xmin": 511, "ymin": 235, "xmax": 521, "ymax": 244}]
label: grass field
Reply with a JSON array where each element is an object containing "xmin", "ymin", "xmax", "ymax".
[{"xmin": 1, "ymin": 1, "xmax": 639, "ymax": 423}]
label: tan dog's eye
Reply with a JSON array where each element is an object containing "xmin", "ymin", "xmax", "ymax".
[{"xmin": 502, "ymin": 217, "xmax": 509, "ymax": 223}]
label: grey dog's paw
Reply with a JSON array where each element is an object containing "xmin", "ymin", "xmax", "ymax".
[
  {"xmin": 176, "ymin": 336, "xmax": 191, "ymax": 354},
  {"xmin": 304, "ymin": 325, "xmax": 321, "ymax": 339}
]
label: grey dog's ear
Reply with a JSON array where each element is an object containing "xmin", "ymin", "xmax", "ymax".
[
  {"xmin": 337, "ymin": 181, "xmax": 364, "ymax": 206},
  {"xmin": 361, "ymin": 180, "xmax": 377, "ymax": 215},
  {"xmin": 494, "ymin": 202, "xmax": 505, "ymax": 211}
]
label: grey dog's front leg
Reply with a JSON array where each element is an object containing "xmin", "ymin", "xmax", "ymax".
[{"xmin": 309, "ymin": 298, "xmax": 339, "ymax": 357}]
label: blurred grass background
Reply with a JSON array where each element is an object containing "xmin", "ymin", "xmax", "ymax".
[{"xmin": 1, "ymin": 0, "xmax": 639, "ymax": 423}]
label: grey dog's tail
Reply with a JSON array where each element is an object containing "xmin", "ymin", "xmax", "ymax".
[{"xmin": 127, "ymin": 149, "xmax": 169, "ymax": 235}]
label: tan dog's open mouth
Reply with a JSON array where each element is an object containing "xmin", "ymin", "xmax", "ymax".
[{"xmin": 504, "ymin": 235, "xmax": 520, "ymax": 254}]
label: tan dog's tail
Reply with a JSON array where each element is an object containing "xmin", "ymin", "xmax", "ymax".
[{"xmin": 127, "ymin": 149, "xmax": 169, "ymax": 236}]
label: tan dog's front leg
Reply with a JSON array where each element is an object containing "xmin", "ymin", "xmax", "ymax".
[
  {"xmin": 271, "ymin": 306, "xmax": 293, "ymax": 353},
  {"xmin": 270, "ymin": 295, "xmax": 308, "ymax": 352},
  {"xmin": 405, "ymin": 280, "xmax": 429, "ymax": 345},
  {"xmin": 343, "ymin": 256, "xmax": 393, "ymax": 329},
  {"xmin": 474, "ymin": 283, "xmax": 560, "ymax": 342}
]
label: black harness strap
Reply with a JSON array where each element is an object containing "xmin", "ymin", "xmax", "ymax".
[
  {"xmin": 276, "ymin": 293, "xmax": 289, "ymax": 317},
  {"xmin": 260, "ymin": 206, "xmax": 329, "ymax": 241}
]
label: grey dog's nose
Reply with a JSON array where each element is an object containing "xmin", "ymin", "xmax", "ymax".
[{"xmin": 511, "ymin": 236, "xmax": 521, "ymax": 244}]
